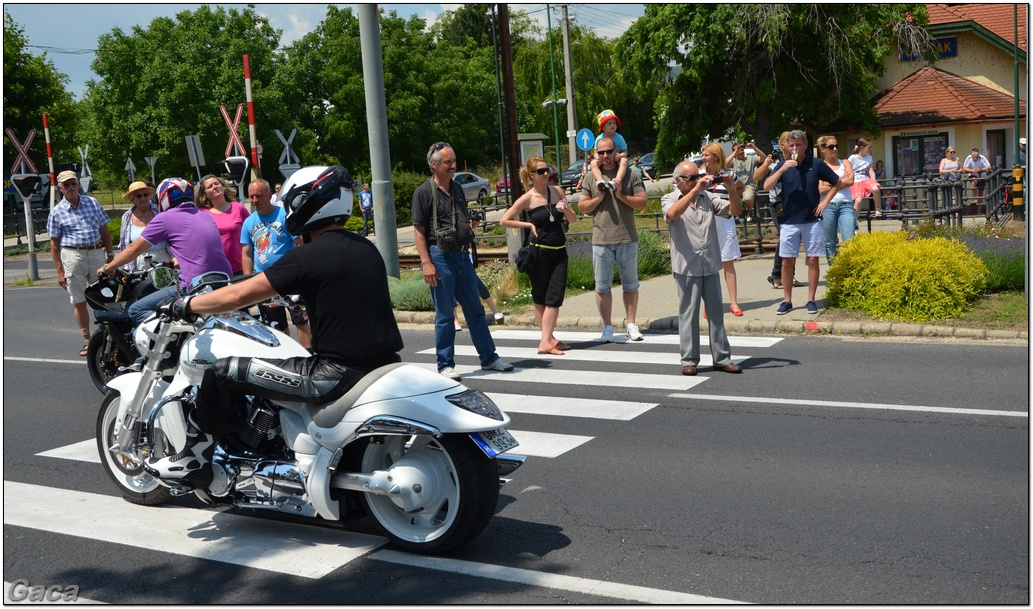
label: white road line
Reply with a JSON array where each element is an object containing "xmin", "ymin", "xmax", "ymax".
[
  {"xmin": 508, "ymin": 430, "xmax": 592, "ymax": 458},
  {"xmin": 486, "ymin": 393, "xmax": 657, "ymax": 420},
  {"xmin": 669, "ymin": 393, "xmax": 1030, "ymax": 418},
  {"xmin": 418, "ymin": 363, "xmax": 710, "ymax": 390},
  {"xmin": 39, "ymin": 430, "xmax": 589, "ymax": 463},
  {"xmin": 373, "ymin": 550, "xmax": 745, "ymax": 604},
  {"xmin": 420, "ymin": 346, "xmax": 750, "ymax": 367},
  {"xmin": 4, "ymin": 581, "xmax": 104, "ymax": 604},
  {"xmin": 489, "ymin": 329, "xmax": 783, "ymax": 349},
  {"xmin": 4, "ymin": 356, "xmax": 85, "ymax": 365},
  {"xmin": 37, "ymin": 440, "xmax": 99, "ymax": 463},
  {"xmin": 3, "ymin": 481, "xmax": 384, "ymax": 579}
]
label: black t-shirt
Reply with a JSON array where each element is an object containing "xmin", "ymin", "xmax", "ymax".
[
  {"xmin": 411, "ymin": 178, "xmax": 470, "ymax": 246},
  {"xmin": 263, "ymin": 229, "xmax": 403, "ymax": 369}
]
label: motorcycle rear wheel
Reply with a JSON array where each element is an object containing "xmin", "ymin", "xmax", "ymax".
[
  {"xmin": 360, "ymin": 434, "xmax": 499, "ymax": 554},
  {"xmin": 96, "ymin": 391, "xmax": 171, "ymax": 506},
  {"xmin": 87, "ymin": 329, "xmax": 136, "ymax": 393}
]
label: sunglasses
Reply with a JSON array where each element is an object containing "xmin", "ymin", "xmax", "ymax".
[
  {"xmin": 533, "ymin": 167, "xmax": 550, "ymax": 175},
  {"xmin": 676, "ymin": 174, "xmax": 701, "ymax": 182},
  {"xmin": 430, "ymin": 142, "xmax": 451, "ymax": 153},
  {"xmin": 597, "ymin": 149, "xmax": 616, "ymax": 155},
  {"xmin": 824, "ymin": 144, "xmax": 838, "ymax": 149},
  {"xmin": 133, "ymin": 193, "xmax": 150, "ymax": 199}
]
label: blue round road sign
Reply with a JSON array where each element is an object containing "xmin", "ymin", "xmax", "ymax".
[{"xmin": 576, "ymin": 128, "xmax": 595, "ymax": 152}]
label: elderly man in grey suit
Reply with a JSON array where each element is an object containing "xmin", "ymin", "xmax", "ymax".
[{"xmin": 661, "ymin": 161, "xmax": 744, "ymax": 376}]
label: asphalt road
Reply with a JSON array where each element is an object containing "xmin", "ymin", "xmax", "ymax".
[{"xmin": 3, "ymin": 284, "xmax": 1029, "ymax": 604}]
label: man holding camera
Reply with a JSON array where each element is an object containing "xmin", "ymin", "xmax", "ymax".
[
  {"xmin": 727, "ymin": 142, "xmax": 766, "ymax": 221},
  {"xmin": 412, "ymin": 142, "xmax": 512, "ymax": 380}
]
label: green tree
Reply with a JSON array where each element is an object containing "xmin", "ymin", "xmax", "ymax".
[
  {"xmin": 3, "ymin": 13, "xmax": 79, "ymax": 175},
  {"xmin": 620, "ymin": 4, "xmax": 933, "ymax": 164},
  {"xmin": 82, "ymin": 6, "xmax": 282, "ymax": 185}
]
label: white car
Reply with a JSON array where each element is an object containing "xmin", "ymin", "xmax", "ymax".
[{"xmin": 453, "ymin": 172, "xmax": 491, "ymax": 202}]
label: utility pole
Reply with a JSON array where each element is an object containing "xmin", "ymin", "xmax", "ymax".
[
  {"xmin": 499, "ymin": 5, "xmax": 525, "ymax": 263},
  {"xmin": 358, "ymin": 4, "xmax": 399, "ymax": 277},
  {"xmin": 561, "ymin": 5, "xmax": 578, "ymax": 166}
]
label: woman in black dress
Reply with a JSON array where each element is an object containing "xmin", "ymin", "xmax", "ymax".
[{"xmin": 501, "ymin": 157, "xmax": 578, "ymax": 355}]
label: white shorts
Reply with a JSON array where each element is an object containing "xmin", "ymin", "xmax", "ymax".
[
  {"xmin": 779, "ymin": 222, "xmax": 824, "ymax": 258},
  {"xmin": 60, "ymin": 247, "xmax": 107, "ymax": 305},
  {"xmin": 715, "ymin": 216, "xmax": 741, "ymax": 262}
]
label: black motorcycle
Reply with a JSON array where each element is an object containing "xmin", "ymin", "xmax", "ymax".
[{"xmin": 84, "ymin": 261, "xmax": 177, "ymax": 392}]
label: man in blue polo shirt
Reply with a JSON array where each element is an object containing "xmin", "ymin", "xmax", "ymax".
[
  {"xmin": 763, "ymin": 130, "xmax": 850, "ymax": 315},
  {"xmin": 241, "ymin": 178, "xmax": 310, "ymax": 348}
]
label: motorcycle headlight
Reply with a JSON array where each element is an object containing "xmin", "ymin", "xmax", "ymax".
[{"xmin": 446, "ymin": 389, "xmax": 504, "ymax": 421}]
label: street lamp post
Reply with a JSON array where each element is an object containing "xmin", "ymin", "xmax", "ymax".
[{"xmin": 546, "ymin": 5, "xmax": 562, "ymax": 171}]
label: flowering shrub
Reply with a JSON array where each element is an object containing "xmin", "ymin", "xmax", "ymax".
[{"xmin": 826, "ymin": 231, "xmax": 987, "ymax": 322}]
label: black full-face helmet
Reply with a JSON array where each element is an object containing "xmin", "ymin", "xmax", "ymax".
[{"xmin": 281, "ymin": 165, "xmax": 353, "ymax": 236}]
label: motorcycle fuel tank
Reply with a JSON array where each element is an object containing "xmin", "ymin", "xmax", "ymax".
[{"xmin": 179, "ymin": 314, "xmax": 310, "ymax": 385}]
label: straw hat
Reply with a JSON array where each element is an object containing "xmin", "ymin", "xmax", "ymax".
[{"xmin": 123, "ymin": 180, "xmax": 155, "ymax": 201}]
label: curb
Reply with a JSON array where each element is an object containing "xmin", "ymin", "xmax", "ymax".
[{"xmin": 402, "ymin": 310, "xmax": 1028, "ymax": 341}]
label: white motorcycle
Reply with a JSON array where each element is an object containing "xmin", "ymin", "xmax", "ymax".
[{"xmin": 96, "ymin": 272, "xmax": 524, "ymax": 554}]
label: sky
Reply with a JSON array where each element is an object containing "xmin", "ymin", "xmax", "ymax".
[{"xmin": 4, "ymin": 3, "xmax": 647, "ymax": 99}]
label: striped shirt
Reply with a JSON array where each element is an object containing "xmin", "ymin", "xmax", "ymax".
[{"xmin": 47, "ymin": 195, "xmax": 110, "ymax": 248}]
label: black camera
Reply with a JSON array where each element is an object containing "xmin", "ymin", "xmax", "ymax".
[
  {"xmin": 468, "ymin": 209, "xmax": 484, "ymax": 222},
  {"xmin": 769, "ymin": 148, "xmax": 782, "ymax": 162}
]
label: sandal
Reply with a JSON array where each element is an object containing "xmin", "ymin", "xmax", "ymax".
[
  {"xmin": 772, "ymin": 280, "xmax": 783, "ymax": 289},
  {"xmin": 79, "ymin": 343, "xmax": 90, "ymax": 357},
  {"xmin": 537, "ymin": 347, "xmax": 565, "ymax": 356},
  {"xmin": 555, "ymin": 341, "xmax": 571, "ymax": 351},
  {"xmin": 730, "ymin": 306, "xmax": 744, "ymax": 317}
]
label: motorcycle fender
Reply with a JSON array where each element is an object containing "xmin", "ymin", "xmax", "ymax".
[
  {"xmin": 304, "ymin": 447, "xmax": 340, "ymax": 521},
  {"xmin": 310, "ymin": 392, "xmax": 511, "ymax": 449},
  {"xmin": 106, "ymin": 372, "xmax": 145, "ymax": 399}
]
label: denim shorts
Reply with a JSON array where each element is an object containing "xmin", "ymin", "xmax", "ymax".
[
  {"xmin": 592, "ymin": 242, "xmax": 639, "ymax": 293},
  {"xmin": 779, "ymin": 222, "xmax": 824, "ymax": 258}
]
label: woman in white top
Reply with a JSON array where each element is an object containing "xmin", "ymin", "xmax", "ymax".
[
  {"xmin": 848, "ymin": 137, "xmax": 883, "ymax": 217},
  {"xmin": 701, "ymin": 141, "xmax": 746, "ymax": 317},
  {"xmin": 816, "ymin": 135, "xmax": 855, "ymax": 264},
  {"xmin": 118, "ymin": 181, "xmax": 170, "ymax": 271},
  {"xmin": 939, "ymin": 147, "xmax": 962, "ymax": 179}
]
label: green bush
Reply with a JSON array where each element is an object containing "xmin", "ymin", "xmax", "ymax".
[
  {"xmin": 388, "ymin": 273, "xmax": 434, "ymax": 311},
  {"xmin": 980, "ymin": 251, "xmax": 1024, "ymax": 292},
  {"xmin": 636, "ymin": 228, "xmax": 671, "ymax": 278},
  {"xmin": 826, "ymin": 232, "xmax": 987, "ymax": 322}
]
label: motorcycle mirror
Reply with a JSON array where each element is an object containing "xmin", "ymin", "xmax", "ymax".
[{"xmin": 150, "ymin": 266, "xmax": 176, "ymax": 290}]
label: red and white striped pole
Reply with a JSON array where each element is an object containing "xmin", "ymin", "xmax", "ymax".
[
  {"xmin": 42, "ymin": 112, "xmax": 56, "ymax": 209},
  {"xmin": 243, "ymin": 54, "xmax": 262, "ymax": 178}
]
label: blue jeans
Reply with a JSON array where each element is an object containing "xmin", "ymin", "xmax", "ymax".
[
  {"xmin": 821, "ymin": 202, "xmax": 856, "ymax": 263},
  {"xmin": 128, "ymin": 284, "xmax": 179, "ymax": 324},
  {"xmin": 428, "ymin": 246, "xmax": 499, "ymax": 371}
]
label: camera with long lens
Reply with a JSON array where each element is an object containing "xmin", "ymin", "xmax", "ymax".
[{"xmin": 769, "ymin": 148, "xmax": 782, "ymax": 162}]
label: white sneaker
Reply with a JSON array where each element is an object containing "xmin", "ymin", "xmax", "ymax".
[
  {"xmin": 481, "ymin": 358, "xmax": 514, "ymax": 372},
  {"xmin": 439, "ymin": 367, "xmax": 461, "ymax": 380},
  {"xmin": 596, "ymin": 180, "xmax": 609, "ymax": 191},
  {"xmin": 600, "ymin": 325, "xmax": 614, "ymax": 342},
  {"xmin": 626, "ymin": 323, "xmax": 643, "ymax": 341}
]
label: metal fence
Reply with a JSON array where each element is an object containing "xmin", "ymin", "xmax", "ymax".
[{"xmin": 466, "ymin": 166, "xmax": 1020, "ymax": 252}]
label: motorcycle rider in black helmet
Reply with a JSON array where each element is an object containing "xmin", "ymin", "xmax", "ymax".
[{"xmin": 145, "ymin": 165, "xmax": 404, "ymax": 488}]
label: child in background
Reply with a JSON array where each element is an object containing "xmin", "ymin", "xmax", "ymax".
[
  {"xmin": 848, "ymin": 137, "xmax": 883, "ymax": 217},
  {"xmin": 590, "ymin": 110, "xmax": 628, "ymax": 191}
]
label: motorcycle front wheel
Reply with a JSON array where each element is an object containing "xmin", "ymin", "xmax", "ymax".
[
  {"xmin": 87, "ymin": 329, "xmax": 136, "ymax": 393},
  {"xmin": 361, "ymin": 434, "xmax": 499, "ymax": 554},
  {"xmin": 96, "ymin": 391, "xmax": 171, "ymax": 506}
]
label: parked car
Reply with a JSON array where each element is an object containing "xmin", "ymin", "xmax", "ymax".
[
  {"xmin": 496, "ymin": 164, "xmax": 558, "ymax": 194},
  {"xmin": 635, "ymin": 152, "xmax": 677, "ymax": 178},
  {"xmin": 561, "ymin": 159, "xmax": 586, "ymax": 190},
  {"xmin": 453, "ymin": 172, "xmax": 492, "ymax": 202}
]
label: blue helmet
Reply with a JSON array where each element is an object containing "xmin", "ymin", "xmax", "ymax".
[{"xmin": 156, "ymin": 177, "xmax": 194, "ymax": 212}]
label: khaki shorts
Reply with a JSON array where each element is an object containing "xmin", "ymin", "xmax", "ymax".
[{"xmin": 61, "ymin": 247, "xmax": 107, "ymax": 305}]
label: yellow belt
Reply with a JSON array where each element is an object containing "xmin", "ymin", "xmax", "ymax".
[{"xmin": 532, "ymin": 243, "xmax": 565, "ymax": 250}]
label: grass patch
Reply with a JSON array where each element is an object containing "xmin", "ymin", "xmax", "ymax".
[
  {"xmin": 11, "ymin": 275, "xmax": 39, "ymax": 286},
  {"xmin": 822, "ymin": 290, "xmax": 1028, "ymax": 332}
]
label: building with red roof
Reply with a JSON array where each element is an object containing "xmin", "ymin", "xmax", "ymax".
[{"xmin": 831, "ymin": 4, "xmax": 1026, "ymax": 178}]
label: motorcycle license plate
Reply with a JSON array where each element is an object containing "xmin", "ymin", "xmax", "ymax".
[{"xmin": 471, "ymin": 427, "xmax": 519, "ymax": 458}]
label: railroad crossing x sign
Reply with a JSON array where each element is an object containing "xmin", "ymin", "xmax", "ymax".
[
  {"xmin": 220, "ymin": 105, "xmax": 246, "ymax": 158},
  {"xmin": 275, "ymin": 129, "xmax": 300, "ymax": 165},
  {"xmin": 6, "ymin": 128, "xmax": 38, "ymax": 174}
]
